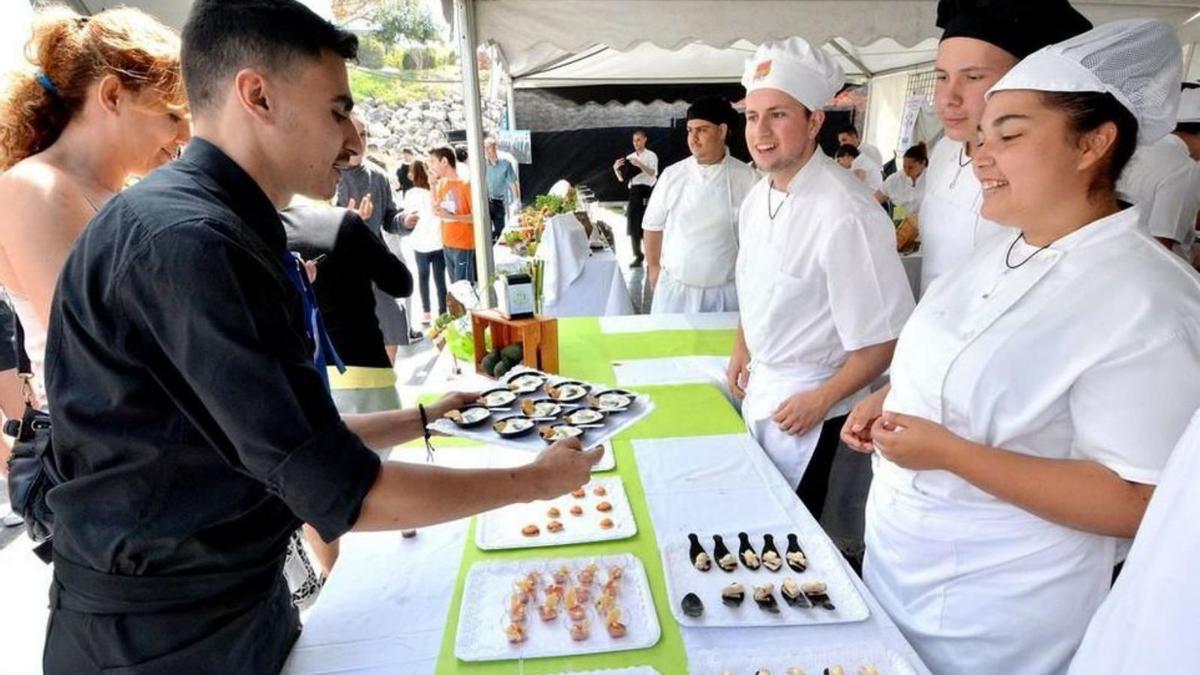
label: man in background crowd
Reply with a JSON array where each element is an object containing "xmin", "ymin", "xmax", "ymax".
[
  {"xmin": 336, "ymin": 114, "xmax": 420, "ymax": 358},
  {"xmin": 612, "ymin": 129, "xmax": 658, "ymax": 268},
  {"xmin": 484, "ymin": 137, "xmax": 519, "ymax": 240}
]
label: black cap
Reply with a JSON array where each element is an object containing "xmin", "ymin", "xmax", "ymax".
[
  {"xmin": 686, "ymin": 97, "xmax": 735, "ymax": 127},
  {"xmin": 937, "ymin": 0, "xmax": 1092, "ymax": 59}
]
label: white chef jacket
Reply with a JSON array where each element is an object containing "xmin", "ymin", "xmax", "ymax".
[
  {"xmin": 735, "ymin": 152, "xmax": 915, "ymax": 485},
  {"xmin": 1069, "ymin": 407, "xmax": 1200, "ymax": 675},
  {"xmin": 865, "ymin": 207, "xmax": 1200, "ymax": 675},
  {"xmin": 1116, "ymin": 133, "xmax": 1198, "ymax": 260},
  {"xmin": 850, "ymin": 152, "xmax": 883, "ymax": 191},
  {"xmin": 917, "ymin": 137, "xmax": 1010, "ymax": 295},
  {"xmin": 643, "ymin": 153, "xmax": 758, "ymax": 291},
  {"xmin": 858, "ymin": 142, "xmax": 883, "ymax": 166},
  {"xmin": 626, "ymin": 149, "xmax": 658, "ymax": 188},
  {"xmin": 878, "ymin": 171, "xmax": 926, "ymax": 215}
]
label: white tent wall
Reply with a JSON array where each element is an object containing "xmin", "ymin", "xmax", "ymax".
[{"xmin": 864, "ymin": 72, "xmax": 911, "ymax": 166}]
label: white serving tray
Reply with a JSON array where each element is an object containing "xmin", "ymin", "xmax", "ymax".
[
  {"xmin": 454, "ymin": 553, "xmax": 662, "ymax": 662},
  {"xmin": 660, "ymin": 530, "xmax": 869, "ymax": 628},
  {"xmin": 484, "ymin": 440, "xmax": 617, "ymax": 473},
  {"xmin": 427, "ymin": 369, "xmax": 655, "ymax": 452},
  {"xmin": 476, "ymin": 475, "xmax": 636, "ymax": 550},
  {"xmin": 549, "ymin": 668, "xmax": 660, "ymax": 675},
  {"xmin": 690, "ymin": 644, "xmax": 919, "ymax": 675}
]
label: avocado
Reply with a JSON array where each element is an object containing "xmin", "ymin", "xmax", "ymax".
[
  {"xmin": 501, "ymin": 343, "xmax": 523, "ymax": 362},
  {"xmin": 493, "ymin": 360, "xmax": 513, "ymax": 377},
  {"xmin": 481, "ymin": 352, "xmax": 500, "ymax": 373}
]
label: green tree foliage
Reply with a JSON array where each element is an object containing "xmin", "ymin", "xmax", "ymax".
[{"xmin": 373, "ymin": 0, "xmax": 438, "ymax": 45}]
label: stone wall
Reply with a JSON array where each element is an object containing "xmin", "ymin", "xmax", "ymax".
[{"xmin": 357, "ymin": 96, "xmax": 507, "ymax": 157}]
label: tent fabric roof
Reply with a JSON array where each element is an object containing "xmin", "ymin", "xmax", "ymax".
[
  {"xmin": 512, "ymin": 37, "xmax": 940, "ymax": 88},
  {"xmin": 452, "ymin": 0, "xmax": 1200, "ymax": 82}
]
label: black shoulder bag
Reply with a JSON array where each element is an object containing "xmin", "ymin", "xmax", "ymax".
[{"xmin": 4, "ymin": 315, "xmax": 59, "ymax": 563}]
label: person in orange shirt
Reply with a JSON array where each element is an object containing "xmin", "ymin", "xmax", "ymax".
[{"xmin": 429, "ymin": 146, "xmax": 476, "ymax": 283}]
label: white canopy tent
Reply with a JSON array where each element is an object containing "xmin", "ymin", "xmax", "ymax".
[{"xmin": 443, "ymin": 0, "xmax": 1200, "ymax": 291}]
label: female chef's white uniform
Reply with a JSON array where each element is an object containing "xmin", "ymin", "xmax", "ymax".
[{"xmin": 864, "ymin": 20, "xmax": 1200, "ymax": 675}]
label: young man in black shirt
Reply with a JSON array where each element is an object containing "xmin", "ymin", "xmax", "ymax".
[{"xmin": 42, "ymin": 1, "xmax": 600, "ymax": 672}]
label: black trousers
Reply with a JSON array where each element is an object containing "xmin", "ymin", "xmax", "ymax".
[
  {"xmin": 796, "ymin": 414, "xmax": 849, "ymax": 521},
  {"xmin": 488, "ymin": 198, "xmax": 506, "ymax": 241},
  {"xmin": 627, "ymin": 184, "xmax": 652, "ymax": 260}
]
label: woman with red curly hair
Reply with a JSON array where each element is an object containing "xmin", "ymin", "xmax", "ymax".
[{"xmin": 0, "ymin": 5, "xmax": 188, "ymax": 404}]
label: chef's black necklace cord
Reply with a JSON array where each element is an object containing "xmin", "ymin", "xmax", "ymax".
[
  {"xmin": 1005, "ymin": 233, "xmax": 1051, "ymax": 270},
  {"xmin": 958, "ymin": 145, "xmax": 972, "ymax": 168},
  {"xmin": 767, "ymin": 186, "xmax": 787, "ymax": 221},
  {"xmin": 418, "ymin": 403, "xmax": 436, "ymax": 462}
]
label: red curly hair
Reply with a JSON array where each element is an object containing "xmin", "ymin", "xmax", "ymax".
[{"xmin": 0, "ymin": 5, "xmax": 186, "ymax": 171}]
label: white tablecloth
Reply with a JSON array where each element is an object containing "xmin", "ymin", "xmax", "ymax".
[
  {"xmin": 634, "ymin": 434, "xmax": 930, "ymax": 673},
  {"xmin": 495, "ymin": 246, "xmax": 634, "ymax": 318},
  {"xmin": 599, "ymin": 312, "xmax": 739, "ymax": 334},
  {"xmin": 286, "ymin": 439, "xmax": 930, "ymax": 674}
]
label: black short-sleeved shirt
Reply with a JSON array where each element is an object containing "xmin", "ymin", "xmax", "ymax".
[
  {"xmin": 45, "ymin": 138, "xmax": 381, "ymax": 580},
  {"xmin": 282, "ymin": 205, "xmax": 412, "ymax": 368}
]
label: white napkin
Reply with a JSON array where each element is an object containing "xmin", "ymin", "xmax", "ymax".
[{"xmin": 537, "ymin": 213, "xmax": 589, "ymax": 306}]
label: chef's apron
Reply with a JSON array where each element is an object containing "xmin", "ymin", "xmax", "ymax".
[
  {"xmin": 741, "ymin": 361, "xmax": 839, "ymax": 488},
  {"xmin": 44, "ymin": 551, "xmax": 300, "ymax": 674},
  {"xmin": 864, "ymin": 481, "xmax": 1114, "ymax": 675},
  {"xmin": 651, "ymin": 165, "xmax": 740, "ymax": 314}
]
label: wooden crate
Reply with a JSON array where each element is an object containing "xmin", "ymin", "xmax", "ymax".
[{"xmin": 471, "ymin": 311, "xmax": 559, "ymax": 376}]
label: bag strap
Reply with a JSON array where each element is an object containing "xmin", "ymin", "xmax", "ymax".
[{"xmin": 10, "ymin": 305, "xmax": 37, "ymax": 408}]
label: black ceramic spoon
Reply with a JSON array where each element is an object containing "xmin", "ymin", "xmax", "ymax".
[
  {"xmin": 712, "ymin": 534, "xmax": 737, "ymax": 571},
  {"xmin": 687, "ymin": 533, "xmax": 711, "ymax": 571},
  {"xmin": 786, "ymin": 533, "xmax": 808, "ymax": 573},
  {"xmin": 738, "ymin": 532, "xmax": 761, "ymax": 569}
]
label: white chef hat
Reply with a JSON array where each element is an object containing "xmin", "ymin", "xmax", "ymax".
[
  {"xmin": 741, "ymin": 37, "xmax": 845, "ymax": 112},
  {"xmin": 1177, "ymin": 86, "xmax": 1200, "ymax": 125},
  {"xmin": 987, "ymin": 19, "xmax": 1182, "ymax": 144}
]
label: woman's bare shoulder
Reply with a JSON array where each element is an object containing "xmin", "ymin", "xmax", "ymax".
[{"xmin": 0, "ymin": 157, "xmax": 93, "ymax": 235}]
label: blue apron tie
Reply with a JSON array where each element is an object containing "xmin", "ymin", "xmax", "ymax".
[{"xmin": 281, "ymin": 252, "xmax": 345, "ymax": 389}]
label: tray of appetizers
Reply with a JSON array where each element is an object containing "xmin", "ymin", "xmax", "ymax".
[
  {"xmin": 475, "ymin": 475, "xmax": 636, "ymax": 550},
  {"xmin": 453, "ymin": 553, "xmax": 661, "ymax": 662},
  {"xmin": 661, "ymin": 530, "xmax": 869, "ymax": 628},
  {"xmin": 427, "ymin": 368, "xmax": 655, "ymax": 452}
]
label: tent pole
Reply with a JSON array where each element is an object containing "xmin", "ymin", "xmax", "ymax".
[{"xmin": 453, "ymin": 0, "xmax": 495, "ymax": 308}]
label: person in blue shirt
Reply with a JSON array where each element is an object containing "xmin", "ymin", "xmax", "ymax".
[{"xmin": 484, "ymin": 137, "xmax": 519, "ymax": 240}]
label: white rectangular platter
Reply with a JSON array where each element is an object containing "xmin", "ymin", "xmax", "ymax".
[
  {"xmin": 476, "ymin": 475, "xmax": 636, "ymax": 550},
  {"xmin": 549, "ymin": 668, "xmax": 660, "ymax": 675},
  {"xmin": 484, "ymin": 440, "xmax": 616, "ymax": 473},
  {"xmin": 454, "ymin": 553, "xmax": 662, "ymax": 662},
  {"xmin": 427, "ymin": 369, "xmax": 655, "ymax": 452},
  {"xmin": 690, "ymin": 644, "xmax": 920, "ymax": 675},
  {"xmin": 660, "ymin": 530, "xmax": 869, "ymax": 628}
]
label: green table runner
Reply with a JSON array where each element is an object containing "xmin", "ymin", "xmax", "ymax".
[{"xmin": 433, "ymin": 317, "xmax": 741, "ymax": 673}]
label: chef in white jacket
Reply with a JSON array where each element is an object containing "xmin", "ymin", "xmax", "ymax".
[
  {"xmin": 919, "ymin": 0, "xmax": 1092, "ymax": 295},
  {"xmin": 728, "ymin": 37, "xmax": 914, "ymax": 519},
  {"xmin": 1068, "ymin": 407, "xmax": 1200, "ymax": 674},
  {"xmin": 842, "ymin": 20, "xmax": 1200, "ymax": 675},
  {"xmin": 1116, "ymin": 104, "xmax": 1198, "ymax": 260},
  {"xmin": 643, "ymin": 97, "xmax": 758, "ymax": 314}
]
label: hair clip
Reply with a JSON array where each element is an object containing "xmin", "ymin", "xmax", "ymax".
[{"xmin": 35, "ymin": 72, "xmax": 59, "ymax": 100}]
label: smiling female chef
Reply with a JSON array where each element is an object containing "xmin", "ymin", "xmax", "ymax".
[{"xmin": 841, "ymin": 19, "xmax": 1200, "ymax": 675}]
